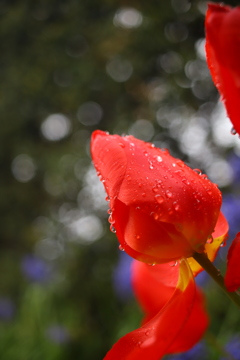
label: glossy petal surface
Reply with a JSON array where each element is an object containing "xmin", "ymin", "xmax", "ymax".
[
  {"xmin": 91, "ymin": 130, "xmax": 222, "ymax": 263},
  {"xmin": 225, "ymin": 232, "xmax": 240, "ymax": 292},
  {"xmin": 205, "ymin": 3, "xmax": 240, "ymax": 134},
  {"xmin": 104, "ymin": 260, "xmax": 206, "ymax": 360}
]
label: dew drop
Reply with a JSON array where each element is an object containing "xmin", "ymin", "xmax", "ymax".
[
  {"xmin": 166, "ymin": 190, "xmax": 173, "ymax": 198},
  {"xmin": 107, "ymin": 209, "xmax": 112, "ymax": 215},
  {"xmin": 127, "ymin": 175, "xmax": 131, "ymax": 181},
  {"xmin": 172, "ymin": 163, "xmax": 176, "ymax": 167},
  {"xmin": 136, "ymin": 235, "xmax": 140, "ymax": 240},
  {"xmin": 155, "ymin": 195, "xmax": 164, "ymax": 204},
  {"xmin": 142, "ymin": 192, "xmax": 146, "ymax": 197},
  {"xmin": 145, "ymin": 330, "xmax": 150, "ymax": 336},
  {"xmin": 105, "ymin": 195, "xmax": 110, "ymax": 202},
  {"xmin": 119, "ymin": 142, "xmax": 125, "ymax": 148},
  {"xmin": 231, "ymin": 127, "xmax": 237, "ymax": 135},
  {"xmin": 119, "ymin": 244, "xmax": 125, "ymax": 251},
  {"xmin": 206, "ymin": 235, "xmax": 213, "ymax": 244},
  {"xmin": 169, "ymin": 261, "xmax": 178, "ymax": 267},
  {"xmin": 148, "ymin": 263, "xmax": 156, "ymax": 266},
  {"xmin": 176, "ymin": 159, "xmax": 184, "ymax": 167},
  {"xmin": 110, "ymin": 224, "xmax": 116, "ymax": 233},
  {"xmin": 193, "ymin": 169, "xmax": 202, "ymax": 175},
  {"xmin": 152, "ymin": 187, "xmax": 158, "ymax": 193},
  {"xmin": 153, "ymin": 213, "xmax": 159, "ymax": 220},
  {"xmin": 156, "ymin": 156, "xmax": 162, "ymax": 162},
  {"xmin": 220, "ymin": 240, "xmax": 226, "ymax": 247},
  {"xmin": 174, "ymin": 204, "xmax": 180, "ymax": 211}
]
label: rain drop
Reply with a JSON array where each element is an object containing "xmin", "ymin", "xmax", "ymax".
[
  {"xmin": 174, "ymin": 204, "xmax": 180, "ymax": 211},
  {"xmin": 206, "ymin": 235, "xmax": 213, "ymax": 244},
  {"xmin": 169, "ymin": 261, "xmax": 178, "ymax": 267},
  {"xmin": 110, "ymin": 224, "xmax": 116, "ymax": 233},
  {"xmin": 152, "ymin": 187, "xmax": 158, "ymax": 193},
  {"xmin": 166, "ymin": 190, "xmax": 173, "ymax": 198},
  {"xmin": 119, "ymin": 142, "xmax": 125, "ymax": 148},
  {"xmin": 220, "ymin": 240, "xmax": 226, "ymax": 247},
  {"xmin": 193, "ymin": 169, "xmax": 202, "ymax": 175},
  {"xmin": 105, "ymin": 195, "xmax": 110, "ymax": 202},
  {"xmin": 119, "ymin": 244, "xmax": 125, "ymax": 251},
  {"xmin": 155, "ymin": 195, "xmax": 164, "ymax": 204},
  {"xmin": 231, "ymin": 127, "xmax": 237, "ymax": 135},
  {"xmin": 142, "ymin": 192, "xmax": 146, "ymax": 197},
  {"xmin": 156, "ymin": 156, "xmax": 162, "ymax": 162}
]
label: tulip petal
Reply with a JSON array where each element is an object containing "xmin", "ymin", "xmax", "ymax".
[
  {"xmin": 188, "ymin": 212, "xmax": 229, "ymax": 276},
  {"xmin": 91, "ymin": 131, "xmax": 222, "ymax": 264},
  {"xmin": 205, "ymin": 3, "xmax": 240, "ymax": 134},
  {"xmin": 104, "ymin": 260, "xmax": 201, "ymax": 360},
  {"xmin": 225, "ymin": 232, "xmax": 240, "ymax": 292},
  {"xmin": 131, "ymin": 261, "xmax": 208, "ymax": 354}
]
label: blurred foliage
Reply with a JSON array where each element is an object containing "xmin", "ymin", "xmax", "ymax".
[{"xmin": 1, "ymin": 0, "xmax": 240, "ymax": 359}]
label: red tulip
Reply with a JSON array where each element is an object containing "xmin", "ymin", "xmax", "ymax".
[
  {"xmin": 91, "ymin": 130, "xmax": 223, "ymax": 264},
  {"xmin": 205, "ymin": 3, "xmax": 240, "ymax": 134},
  {"xmin": 104, "ymin": 259, "xmax": 208, "ymax": 360},
  {"xmin": 225, "ymin": 232, "xmax": 240, "ymax": 292}
]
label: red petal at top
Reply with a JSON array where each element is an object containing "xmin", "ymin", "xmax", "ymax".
[
  {"xmin": 91, "ymin": 130, "xmax": 222, "ymax": 263},
  {"xmin": 205, "ymin": 3, "xmax": 240, "ymax": 134},
  {"xmin": 225, "ymin": 232, "xmax": 240, "ymax": 292},
  {"xmin": 103, "ymin": 259, "xmax": 207, "ymax": 360}
]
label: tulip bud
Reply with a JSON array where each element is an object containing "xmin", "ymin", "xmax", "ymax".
[{"xmin": 91, "ymin": 130, "xmax": 222, "ymax": 264}]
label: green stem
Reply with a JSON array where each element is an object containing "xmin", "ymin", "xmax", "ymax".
[{"xmin": 192, "ymin": 252, "xmax": 240, "ymax": 309}]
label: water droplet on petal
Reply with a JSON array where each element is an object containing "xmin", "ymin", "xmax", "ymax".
[
  {"xmin": 220, "ymin": 240, "xmax": 226, "ymax": 247},
  {"xmin": 110, "ymin": 224, "xmax": 116, "ymax": 233},
  {"xmin": 105, "ymin": 195, "xmax": 110, "ymax": 202},
  {"xmin": 174, "ymin": 204, "xmax": 180, "ymax": 211},
  {"xmin": 119, "ymin": 142, "xmax": 125, "ymax": 148},
  {"xmin": 119, "ymin": 244, "xmax": 125, "ymax": 251},
  {"xmin": 231, "ymin": 127, "xmax": 237, "ymax": 135},
  {"xmin": 193, "ymin": 169, "xmax": 202, "ymax": 175},
  {"xmin": 169, "ymin": 261, "xmax": 178, "ymax": 267},
  {"xmin": 142, "ymin": 192, "xmax": 146, "ymax": 197},
  {"xmin": 166, "ymin": 190, "xmax": 173, "ymax": 198},
  {"xmin": 156, "ymin": 156, "xmax": 162, "ymax": 162},
  {"xmin": 206, "ymin": 235, "xmax": 213, "ymax": 244},
  {"xmin": 155, "ymin": 195, "xmax": 164, "ymax": 204}
]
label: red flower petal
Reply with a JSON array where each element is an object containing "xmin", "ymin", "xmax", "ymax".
[
  {"xmin": 188, "ymin": 212, "xmax": 229, "ymax": 276},
  {"xmin": 225, "ymin": 232, "xmax": 240, "ymax": 292},
  {"xmin": 91, "ymin": 130, "xmax": 222, "ymax": 263},
  {"xmin": 205, "ymin": 3, "xmax": 240, "ymax": 134},
  {"xmin": 104, "ymin": 260, "xmax": 207, "ymax": 360},
  {"xmin": 132, "ymin": 260, "xmax": 208, "ymax": 353}
]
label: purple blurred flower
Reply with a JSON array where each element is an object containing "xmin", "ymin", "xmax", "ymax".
[
  {"xmin": 46, "ymin": 325, "xmax": 70, "ymax": 344},
  {"xmin": 195, "ymin": 270, "xmax": 209, "ymax": 287},
  {"xmin": 0, "ymin": 297, "xmax": 15, "ymax": 321},
  {"xmin": 220, "ymin": 335, "xmax": 240, "ymax": 360},
  {"xmin": 21, "ymin": 255, "xmax": 52, "ymax": 283},
  {"xmin": 228, "ymin": 153, "xmax": 240, "ymax": 184},
  {"xmin": 165, "ymin": 341, "xmax": 209, "ymax": 360},
  {"xmin": 222, "ymin": 194, "xmax": 240, "ymax": 240},
  {"xmin": 112, "ymin": 251, "xmax": 133, "ymax": 301}
]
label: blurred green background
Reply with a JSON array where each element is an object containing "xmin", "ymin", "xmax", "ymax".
[{"xmin": 1, "ymin": 0, "xmax": 240, "ymax": 359}]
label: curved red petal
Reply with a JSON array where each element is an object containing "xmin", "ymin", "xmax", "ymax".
[
  {"xmin": 104, "ymin": 260, "xmax": 201, "ymax": 360},
  {"xmin": 205, "ymin": 3, "xmax": 240, "ymax": 134},
  {"xmin": 167, "ymin": 287, "xmax": 208, "ymax": 353},
  {"xmin": 131, "ymin": 261, "xmax": 179, "ymax": 321},
  {"xmin": 188, "ymin": 212, "xmax": 229, "ymax": 276},
  {"xmin": 91, "ymin": 131, "xmax": 222, "ymax": 264},
  {"xmin": 131, "ymin": 261, "xmax": 208, "ymax": 354},
  {"xmin": 225, "ymin": 232, "xmax": 240, "ymax": 292}
]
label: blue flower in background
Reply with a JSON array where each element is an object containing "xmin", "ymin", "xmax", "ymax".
[
  {"xmin": 165, "ymin": 341, "xmax": 209, "ymax": 360},
  {"xmin": 220, "ymin": 335, "xmax": 240, "ymax": 360},
  {"xmin": 46, "ymin": 325, "xmax": 70, "ymax": 344},
  {"xmin": 21, "ymin": 255, "xmax": 53, "ymax": 283},
  {"xmin": 112, "ymin": 251, "xmax": 133, "ymax": 301},
  {"xmin": 221, "ymin": 194, "xmax": 240, "ymax": 240},
  {"xmin": 228, "ymin": 153, "xmax": 240, "ymax": 184},
  {"xmin": 0, "ymin": 297, "xmax": 15, "ymax": 321}
]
